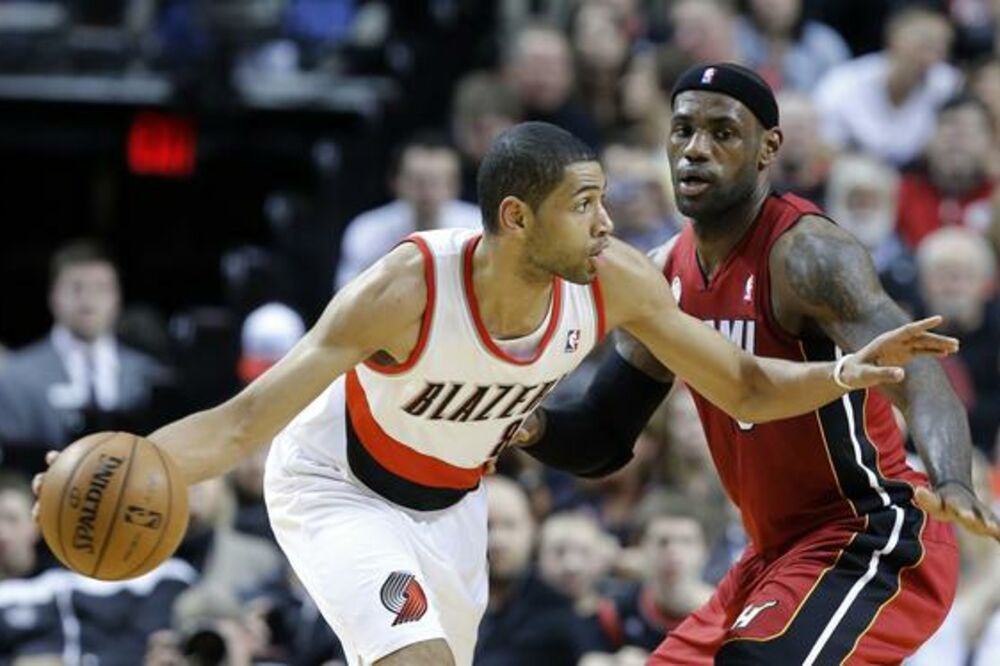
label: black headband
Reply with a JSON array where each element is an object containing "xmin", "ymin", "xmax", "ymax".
[{"xmin": 671, "ymin": 63, "xmax": 779, "ymax": 129}]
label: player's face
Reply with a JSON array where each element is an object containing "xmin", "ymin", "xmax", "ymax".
[
  {"xmin": 49, "ymin": 261, "xmax": 120, "ymax": 342},
  {"xmin": 668, "ymin": 92, "xmax": 765, "ymax": 221},
  {"xmin": 525, "ymin": 161, "xmax": 614, "ymax": 285}
]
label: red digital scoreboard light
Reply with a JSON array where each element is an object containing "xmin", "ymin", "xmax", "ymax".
[{"xmin": 127, "ymin": 111, "xmax": 197, "ymax": 177}]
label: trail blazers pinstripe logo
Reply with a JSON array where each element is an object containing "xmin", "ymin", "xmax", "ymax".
[{"xmin": 380, "ymin": 571, "xmax": 428, "ymax": 626}]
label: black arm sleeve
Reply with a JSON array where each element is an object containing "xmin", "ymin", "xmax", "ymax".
[{"xmin": 524, "ymin": 350, "xmax": 672, "ymax": 477}]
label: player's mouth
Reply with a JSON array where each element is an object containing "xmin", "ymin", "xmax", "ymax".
[
  {"xmin": 677, "ymin": 171, "xmax": 715, "ymax": 197},
  {"xmin": 589, "ymin": 240, "xmax": 609, "ymax": 257}
]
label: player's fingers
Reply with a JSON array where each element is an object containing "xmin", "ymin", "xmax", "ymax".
[
  {"xmin": 907, "ymin": 334, "xmax": 959, "ymax": 354},
  {"xmin": 31, "ymin": 473, "xmax": 43, "ymax": 497},
  {"xmin": 45, "ymin": 450, "xmax": 59, "ymax": 466},
  {"xmin": 904, "ymin": 316, "xmax": 944, "ymax": 335}
]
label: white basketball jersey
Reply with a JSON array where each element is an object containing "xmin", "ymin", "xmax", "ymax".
[{"xmin": 281, "ymin": 228, "xmax": 605, "ymax": 510}]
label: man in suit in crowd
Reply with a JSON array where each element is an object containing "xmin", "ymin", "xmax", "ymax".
[{"xmin": 0, "ymin": 240, "xmax": 165, "ymax": 468}]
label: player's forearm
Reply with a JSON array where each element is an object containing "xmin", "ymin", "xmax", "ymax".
[
  {"xmin": 894, "ymin": 359, "xmax": 973, "ymax": 487},
  {"xmin": 737, "ymin": 355, "xmax": 844, "ymax": 423},
  {"xmin": 147, "ymin": 400, "xmax": 252, "ymax": 485}
]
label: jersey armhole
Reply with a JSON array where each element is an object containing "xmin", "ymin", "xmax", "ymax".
[{"xmin": 363, "ymin": 234, "xmax": 436, "ymax": 375}]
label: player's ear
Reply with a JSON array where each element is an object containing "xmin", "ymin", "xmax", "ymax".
[
  {"xmin": 498, "ymin": 196, "xmax": 530, "ymax": 235},
  {"xmin": 758, "ymin": 127, "xmax": 783, "ymax": 169}
]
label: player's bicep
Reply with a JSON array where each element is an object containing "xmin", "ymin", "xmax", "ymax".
[{"xmin": 234, "ymin": 245, "xmax": 426, "ymax": 424}]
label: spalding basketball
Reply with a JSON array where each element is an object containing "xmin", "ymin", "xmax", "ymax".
[{"xmin": 37, "ymin": 431, "xmax": 189, "ymax": 581}]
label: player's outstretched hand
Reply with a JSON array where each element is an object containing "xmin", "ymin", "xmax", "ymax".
[
  {"xmin": 839, "ymin": 316, "xmax": 958, "ymax": 389},
  {"xmin": 30, "ymin": 450, "xmax": 60, "ymax": 522},
  {"xmin": 914, "ymin": 482, "xmax": 1000, "ymax": 544}
]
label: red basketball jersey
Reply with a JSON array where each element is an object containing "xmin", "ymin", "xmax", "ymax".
[{"xmin": 662, "ymin": 192, "xmax": 927, "ymax": 554}]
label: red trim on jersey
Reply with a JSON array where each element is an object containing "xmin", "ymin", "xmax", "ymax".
[
  {"xmin": 590, "ymin": 277, "xmax": 607, "ymax": 341},
  {"xmin": 345, "ymin": 370, "xmax": 483, "ymax": 489},
  {"xmin": 461, "ymin": 234, "xmax": 563, "ymax": 365},
  {"xmin": 364, "ymin": 235, "xmax": 436, "ymax": 375}
]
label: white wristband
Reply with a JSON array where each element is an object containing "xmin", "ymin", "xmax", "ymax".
[{"xmin": 833, "ymin": 354, "xmax": 854, "ymax": 391}]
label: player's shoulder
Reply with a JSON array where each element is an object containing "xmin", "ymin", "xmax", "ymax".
[
  {"xmin": 344, "ymin": 241, "xmax": 429, "ymax": 321},
  {"xmin": 773, "ymin": 213, "xmax": 861, "ymax": 260}
]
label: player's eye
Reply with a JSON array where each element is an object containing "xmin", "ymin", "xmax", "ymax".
[{"xmin": 575, "ymin": 199, "xmax": 591, "ymax": 213}]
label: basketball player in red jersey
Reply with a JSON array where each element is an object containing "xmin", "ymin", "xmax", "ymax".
[
  {"xmin": 519, "ymin": 65, "xmax": 1000, "ymax": 664},
  {"xmin": 34, "ymin": 122, "xmax": 956, "ymax": 666}
]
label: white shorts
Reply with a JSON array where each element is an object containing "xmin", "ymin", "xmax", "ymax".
[{"xmin": 264, "ymin": 431, "xmax": 489, "ymax": 666}]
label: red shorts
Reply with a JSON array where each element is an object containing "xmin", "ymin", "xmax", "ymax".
[{"xmin": 650, "ymin": 505, "xmax": 958, "ymax": 665}]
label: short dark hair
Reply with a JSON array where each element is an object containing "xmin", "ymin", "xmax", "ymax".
[
  {"xmin": 476, "ymin": 121, "xmax": 597, "ymax": 234},
  {"xmin": 49, "ymin": 239, "xmax": 115, "ymax": 287}
]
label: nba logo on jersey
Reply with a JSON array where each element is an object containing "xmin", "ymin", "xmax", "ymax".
[
  {"xmin": 701, "ymin": 67, "xmax": 717, "ymax": 84},
  {"xmin": 743, "ymin": 275, "xmax": 755, "ymax": 303},
  {"xmin": 565, "ymin": 329, "xmax": 580, "ymax": 352}
]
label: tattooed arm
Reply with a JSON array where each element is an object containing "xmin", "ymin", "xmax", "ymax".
[{"xmin": 772, "ymin": 215, "xmax": 1000, "ymax": 539}]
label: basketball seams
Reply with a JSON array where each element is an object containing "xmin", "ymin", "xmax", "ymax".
[
  {"xmin": 54, "ymin": 431, "xmax": 119, "ymax": 571},
  {"xmin": 90, "ymin": 435, "xmax": 139, "ymax": 578},
  {"xmin": 121, "ymin": 441, "xmax": 175, "ymax": 579}
]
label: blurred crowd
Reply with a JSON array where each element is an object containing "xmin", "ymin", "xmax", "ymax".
[{"xmin": 3, "ymin": 0, "xmax": 1000, "ymax": 665}]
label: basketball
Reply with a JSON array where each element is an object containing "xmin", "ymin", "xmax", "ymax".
[{"xmin": 37, "ymin": 431, "xmax": 189, "ymax": 581}]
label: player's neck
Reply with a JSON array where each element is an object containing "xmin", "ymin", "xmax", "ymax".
[
  {"xmin": 691, "ymin": 181, "xmax": 769, "ymax": 279},
  {"xmin": 472, "ymin": 235, "xmax": 555, "ymax": 339}
]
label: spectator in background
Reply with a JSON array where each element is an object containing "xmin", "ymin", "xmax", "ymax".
[
  {"xmin": 824, "ymin": 153, "xmax": 918, "ymax": 309},
  {"xmin": 175, "ymin": 477, "xmax": 282, "ymax": 601},
  {"xmin": 502, "ymin": 23, "xmax": 601, "ymax": 148},
  {"xmin": 771, "ymin": 91, "xmax": 836, "ymax": 204},
  {"xmin": 243, "ymin": 567, "xmax": 345, "ymax": 665},
  {"xmin": 969, "ymin": 56, "xmax": 1000, "ymax": 140},
  {"xmin": 537, "ymin": 511, "xmax": 615, "ymax": 620},
  {"xmin": 236, "ymin": 302, "xmax": 305, "ymax": 385},
  {"xmin": 735, "ymin": 0, "xmax": 850, "ymax": 93},
  {"xmin": 0, "ymin": 473, "xmax": 40, "ymax": 581},
  {"xmin": 594, "ymin": 492, "xmax": 714, "ymax": 656},
  {"xmin": 335, "ymin": 134, "xmax": 480, "ymax": 289},
  {"xmin": 668, "ymin": 0, "xmax": 742, "ymax": 66},
  {"xmin": 602, "ymin": 141, "xmax": 679, "ymax": 251},
  {"xmin": 570, "ymin": 0, "xmax": 633, "ymax": 137},
  {"xmin": 916, "ymin": 227, "xmax": 1000, "ymax": 452},
  {"xmin": 813, "ymin": 5, "xmax": 960, "ymax": 166},
  {"xmin": 476, "ymin": 476, "xmax": 591, "ymax": 666},
  {"xmin": 0, "ymin": 241, "xmax": 165, "ymax": 462},
  {"xmin": 617, "ymin": 46, "xmax": 685, "ymax": 153},
  {"xmin": 450, "ymin": 71, "xmax": 523, "ymax": 203},
  {"xmin": 897, "ymin": 95, "xmax": 996, "ymax": 249}
]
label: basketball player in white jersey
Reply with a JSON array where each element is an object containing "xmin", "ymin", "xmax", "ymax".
[{"xmin": 35, "ymin": 123, "xmax": 956, "ymax": 665}]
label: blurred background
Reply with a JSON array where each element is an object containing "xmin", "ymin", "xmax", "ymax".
[{"xmin": 1, "ymin": 0, "xmax": 1000, "ymax": 664}]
